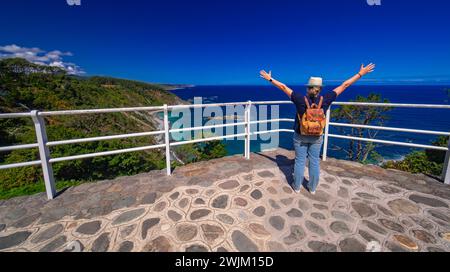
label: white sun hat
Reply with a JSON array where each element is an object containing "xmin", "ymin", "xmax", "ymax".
[{"xmin": 306, "ymin": 77, "xmax": 324, "ymax": 87}]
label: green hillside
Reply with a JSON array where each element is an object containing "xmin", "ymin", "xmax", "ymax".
[{"xmin": 0, "ymin": 58, "xmax": 225, "ymax": 199}]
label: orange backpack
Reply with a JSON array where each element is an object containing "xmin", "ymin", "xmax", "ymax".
[{"xmin": 298, "ymin": 96, "xmax": 327, "ymax": 136}]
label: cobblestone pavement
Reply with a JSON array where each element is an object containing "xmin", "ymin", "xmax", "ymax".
[{"xmin": 1, "ymin": 149, "xmax": 450, "ymax": 252}]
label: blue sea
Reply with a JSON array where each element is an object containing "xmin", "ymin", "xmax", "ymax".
[{"xmin": 170, "ymin": 85, "xmax": 450, "ymax": 162}]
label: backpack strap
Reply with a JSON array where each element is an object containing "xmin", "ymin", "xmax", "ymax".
[
  {"xmin": 318, "ymin": 96, "xmax": 324, "ymax": 109},
  {"xmin": 304, "ymin": 96, "xmax": 311, "ymax": 109}
]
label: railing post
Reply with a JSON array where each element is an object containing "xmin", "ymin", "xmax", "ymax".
[
  {"xmin": 442, "ymin": 138, "xmax": 450, "ymax": 185},
  {"xmin": 244, "ymin": 101, "xmax": 252, "ymax": 160},
  {"xmin": 31, "ymin": 110, "xmax": 56, "ymax": 200},
  {"xmin": 322, "ymin": 106, "xmax": 331, "ymax": 161},
  {"xmin": 163, "ymin": 104, "xmax": 172, "ymax": 176}
]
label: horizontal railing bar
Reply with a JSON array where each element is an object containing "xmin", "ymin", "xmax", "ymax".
[
  {"xmin": 168, "ymin": 102, "xmax": 248, "ymax": 110},
  {"xmin": 329, "ymin": 122, "xmax": 450, "ymax": 136},
  {"xmin": 250, "ymin": 119, "xmax": 295, "ymax": 125},
  {"xmin": 170, "ymin": 133, "xmax": 247, "ymax": 147},
  {"xmin": 169, "ymin": 122, "xmax": 246, "ymax": 133},
  {"xmin": 0, "ymin": 160, "xmax": 42, "ymax": 170},
  {"xmin": 39, "ymin": 106, "xmax": 166, "ymax": 116},
  {"xmin": 0, "ymin": 143, "xmax": 39, "ymax": 152},
  {"xmin": 12, "ymin": 101, "xmax": 448, "ymax": 118},
  {"xmin": 332, "ymin": 102, "xmax": 450, "ymax": 109},
  {"xmin": 49, "ymin": 144, "xmax": 167, "ymax": 163},
  {"xmin": 251, "ymin": 101, "xmax": 293, "ymax": 105},
  {"xmin": 328, "ymin": 134, "xmax": 448, "ymax": 151},
  {"xmin": 0, "ymin": 112, "xmax": 33, "ymax": 119},
  {"xmin": 47, "ymin": 130, "xmax": 165, "ymax": 147},
  {"xmin": 251, "ymin": 129, "xmax": 295, "ymax": 135}
]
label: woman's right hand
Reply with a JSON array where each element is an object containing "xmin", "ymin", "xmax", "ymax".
[{"xmin": 260, "ymin": 70, "xmax": 272, "ymax": 81}]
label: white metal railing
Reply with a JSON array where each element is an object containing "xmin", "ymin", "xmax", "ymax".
[{"xmin": 0, "ymin": 101, "xmax": 449, "ymax": 200}]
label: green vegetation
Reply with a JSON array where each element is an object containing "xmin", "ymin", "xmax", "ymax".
[
  {"xmin": 0, "ymin": 58, "xmax": 226, "ymax": 199},
  {"xmin": 383, "ymin": 136, "xmax": 448, "ymax": 176},
  {"xmin": 331, "ymin": 93, "xmax": 392, "ymax": 164}
]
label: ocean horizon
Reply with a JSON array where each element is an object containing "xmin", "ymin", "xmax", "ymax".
[{"xmin": 169, "ymin": 84, "xmax": 450, "ymax": 163}]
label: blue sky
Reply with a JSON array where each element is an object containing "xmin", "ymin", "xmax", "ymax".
[{"xmin": 1, "ymin": 0, "xmax": 450, "ymax": 85}]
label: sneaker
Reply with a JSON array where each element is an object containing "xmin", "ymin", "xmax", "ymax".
[
  {"xmin": 290, "ymin": 184, "xmax": 301, "ymax": 193},
  {"xmin": 310, "ymin": 190, "xmax": 316, "ymax": 195}
]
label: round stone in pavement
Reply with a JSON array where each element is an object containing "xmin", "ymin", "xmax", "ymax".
[
  {"xmin": 308, "ymin": 241, "xmax": 337, "ymax": 252},
  {"xmin": 378, "ymin": 219, "xmax": 405, "ymax": 233},
  {"xmin": 112, "ymin": 208, "xmax": 146, "ymax": 225},
  {"xmin": 231, "ymin": 230, "xmax": 259, "ymax": 252},
  {"xmin": 377, "ymin": 185, "xmax": 401, "ymax": 195},
  {"xmin": 217, "ymin": 214, "xmax": 234, "ymax": 225},
  {"xmin": 212, "ymin": 195, "xmax": 229, "ymax": 209},
  {"xmin": 0, "ymin": 231, "xmax": 32, "ymax": 250},
  {"xmin": 219, "ymin": 180, "xmax": 240, "ymax": 190},
  {"xmin": 76, "ymin": 221, "xmax": 102, "ymax": 235},
  {"xmin": 91, "ymin": 232, "xmax": 110, "ymax": 252},
  {"xmin": 387, "ymin": 199, "xmax": 420, "ymax": 215},
  {"xmin": 427, "ymin": 209, "xmax": 450, "ymax": 223},
  {"xmin": 141, "ymin": 192, "xmax": 157, "ymax": 204},
  {"xmin": 118, "ymin": 241, "xmax": 134, "ymax": 252},
  {"xmin": 287, "ymin": 208, "xmax": 303, "ymax": 218},
  {"xmin": 281, "ymin": 198, "xmax": 293, "ymax": 206},
  {"xmin": 438, "ymin": 232, "xmax": 450, "ymax": 242},
  {"xmin": 257, "ymin": 170, "xmax": 275, "ymax": 178},
  {"xmin": 194, "ymin": 198, "xmax": 206, "ymax": 205},
  {"xmin": 143, "ymin": 236, "xmax": 173, "ymax": 252},
  {"xmin": 269, "ymin": 199, "xmax": 281, "ymax": 210},
  {"xmin": 252, "ymin": 206, "xmax": 266, "ymax": 217},
  {"xmin": 190, "ymin": 209, "xmax": 211, "ymax": 220},
  {"xmin": 201, "ymin": 224, "xmax": 225, "ymax": 244},
  {"xmin": 409, "ymin": 194, "xmax": 448, "ymax": 208},
  {"xmin": 176, "ymin": 223, "xmax": 198, "ymax": 242},
  {"xmin": 409, "ymin": 216, "xmax": 435, "ymax": 231},
  {"xmin": 39, "ymin": 235, "xmax": 67, "ymax": 252},
  {"xmin": 330, "ymin": 221, "xmax": 351, "ymax": 234},
  {"xmin": 169, "ymin": 192, "xmax": 180, "ymax": 200},
  {"xmin": 362, "ymin": 220, "xmax": 387, "ymax": 235},
  {"xmin": 283, "ymin": 225, "xmax": 306, "ymax": 246},
  {"xmin": 356, "ymin": 192, "xmax": 379, "ymax": 200},
  {"xmin": 411, "ymin": 229, "xmax": 436, "ymax": 244},
  {"xmin": 249, "ymin": 223, "xmax": 271, "ymax": 238},
  {"xmin": 298, "ymin": 199, "xmax": 311, "ymax": 211},
  {"xmin": 331, "ymin": 211, "xmax": 354, "ymax": 223},
  {"xmin": 339, "ymin": 238, "xmax": 366, "ymax": 252},
  {"xmin": 269, "ymin": 216, "xmax": 285, "ymax": 231},
  {"xmin": 167, "ymin": 210, "xmax": 183, "ymax": 222},
  {"xmin": 31, "ymin": 224, "xmax": 64, "ymax": 244},
  {"xmin": 250, "ymin": 189, "xmax": 263, "ymax": 200},
  {"xmin": 186, "ymin": 244, "xmax": 209, "ymax": 252},
  {"xmin": 142, "ymin": 218, "xmax": 161, "ymax": 240},
  {"xmin": 358, "ymin": 230, "xmax": 379, "ymax": 243},
  {"xmin": 234, "ymin": 197, "xmax": 248, "ymax": 207},
  {"xmin": 393, "ymin": 235, "xmax": 418, "ymax": 251},
  {"xmin": 305, "ymin": 221, "xmax": 326, "ymax": 236},
  {"xmin": 311, "ymin": 212, "xmax": 326, "ymax": 220},
  {"xmin": 267, "ymin": 241, "xmax": 287, "ymax": 252},
  {"xmin": 351, "ymin": 202, "xmax": 376, "ymax": 218}
]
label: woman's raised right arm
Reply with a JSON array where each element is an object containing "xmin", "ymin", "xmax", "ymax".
[{"xmin": 260, "ymin": 70, "xmax": 294, "ymax": 98}]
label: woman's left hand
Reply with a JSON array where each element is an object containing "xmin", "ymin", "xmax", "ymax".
[{"xmin": 260, "ymin": 70, "xmax": 272, "ymax": 81}]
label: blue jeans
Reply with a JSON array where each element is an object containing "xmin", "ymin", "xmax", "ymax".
[{"xmin": 293, "ymin": 132, "xmax": 323, "ymax": 192}]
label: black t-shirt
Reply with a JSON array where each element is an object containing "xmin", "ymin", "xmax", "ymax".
[{"xmin": 290, "ymin": 90, "xmax": 337, "ymax": 134}]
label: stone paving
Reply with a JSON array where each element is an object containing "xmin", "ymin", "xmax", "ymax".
[{"xmin": 1, "ymin": 148, "xmax": 450, "ymax": 252}]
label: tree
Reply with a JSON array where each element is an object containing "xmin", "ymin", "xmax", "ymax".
[
  {"xmin": 331, "ymin": 93, "xmax": 392, "ymax": 163},
  {"xmin": 383, "ymin": 136, "xmax": 448, "ymax": 176}
]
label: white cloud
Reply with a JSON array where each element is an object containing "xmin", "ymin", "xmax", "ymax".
[{"xmin": 0, "ymin": 44, "xmax": 85, "ymax": 75}]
